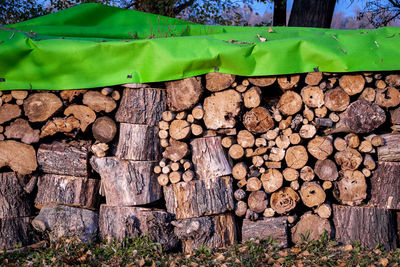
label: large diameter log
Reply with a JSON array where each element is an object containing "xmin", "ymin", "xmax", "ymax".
[
  {"xmin": 278, "ymin": 91, "xmax": 303, "ymax": 116},
  {"xmin": 99, "ymin": 205, "xmax": 178, "ymax": 251},
  {"xmin": 0, "ymin": 140, "xmax": 37, "ymax": 175},
  {"xmin": 377, "ymin": 134, "xmax": 400, "ymax": 161},
  {"xmin": 334, "ymin": 170, "xmax": 367, "ymax": 206},
  {"xmin": 243, "ymin": 107, "xmax": 274, "ymax": 134},
  {"xmin": 332, "ymin": 205, "xmax": 397, "ymax": 250},
  {"xmin": 270, "ymin": 187, "xmax": 300, "ymax": 214},
  {"xmin": 163, "ymin": 176, "xmax": 234, "ymax": 220},
  {"xmin": 242, "ymin": 217, "xmax": 289, "ymax": 248},
  {"xmin": 115, "ymin": 88, "xmax": 166, "ymax": 125},
  {"xmin": 339, "ymin": 74, "xmax": 365, "ymax": 95},
  {"xmin": 291, "ymin": 212, "xmax": 332, "ymax": 244},
  {"xmin": 375, "ymin": 87, "xmax": 400, "ymax": 108},
  {"xmin": 299, "ymin": 182, "xmax": 326, "ymax": 208},
  {"xmin": 0, "ymin": 172, "xmax": 32, "ymax": 218},
  {"xmin": 205, "ymin": 73, "xmax": 235, "ymax": 91},
  {"xmin": 32, "ymin": 204, "xmax": 98, "ymax": 243},
  {"xmin": 166, "ymin": 77, "xmax": 203, "ymax": 111},
  {"xmin": 369, "ymin": 162, "xmax": 400, "ymax": 209},
  {"xmin": 191, "ymin": 136, "xmax": 232, "ymax": 180},
  {"xmin": 173, "ymin": 213, "xmax": 237, "ymax": 253},
  {"xmin": 0, "ymin": 217, "xmax": 37, "ymax": 250},
  {"xmin": 115, "ymin": 123, "xmax": 160, "ymax": 161},
  {"xmin": 23, "ymin": 93, "xmax": 62, "ymax": 122},
  {"xmin": 90, "ymin": 157, "xmax": 162, "ymax": 206},
  {"xmin": 37, "ymin": 141, "xmax": 88, "ymax": 177},
  {"xmin": 35, "ymin": 174, "xmax": 100, "ymax": 210},
  {"xmin": 203, "ymin": 89, "xmax": 242, "ymax": 130}
]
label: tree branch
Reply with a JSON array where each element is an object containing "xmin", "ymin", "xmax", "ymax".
[{"xmin": 173, "ymin": 0, "xmax": 196, "ymax": 15}]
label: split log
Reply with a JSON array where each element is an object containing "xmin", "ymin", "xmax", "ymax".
[
  {"xmin": 163, "ymin": 139, "xmax": 189, "ymax": 162},
  {"xmin": 299, "ymin": 182, "xmax": 326, "ymax": 208},
  {"xmin": 115, "ymin": 88, "xmax": 166, "ymax": 125},
  {"xmin": 248, "ymin": 190, "xmax": 268, "ymax": 213},
  {"xmin": 261, "ymin": 169, "xmax": 283, "ymax": 193},
  {"xmin": 370, "ymin": 162, "xmax": 400, "ymax": 210},
  {"xmin": 0, "ymin": 104, "xmax": 21, "ymax": 124},
  {"xmin": 375, "ymin": 87, "xmax": 400, "ymax": 108},
  {"xmin": 92, "ymin": 116, "xmax": 117, "ymax": 143},
  {"xmin": 169, "ymin": 120, "xmax": 191, "ymax": 140},
  {"xmin": 278, "ymin": 91, "xmax": 303, "ymax": 115},
  {"xmin": 191, "ymin": 136, "xmax": 232, "ymax": 180},
  {"xmin": 173, "ymin": 213, "xmax": 237, "ymax": 253},
  {"xmin": 64, "ymin": 105, "xmax": 96, "ymax": 132},
  {"xmin": 285, "ymin": 145, "xmax": 308, "ymax": 169},
  {"xmin": 163, "ymin": 176, "xmax": 234, "ymax": 220},
  {"xmin": 90, "ymin": 157, "xmax": 162, "ymax": 206},
  {"xmin": 334, "ymin": 170, "xmax": 367, "ymax": 206},
  {"xmin": 314, "ymin": 159, "xmax": 338, "ymax": 181},
  {"xmin": 166, "ymin": 77, "xmax": 203, "ymax": 111},
  {"xmin": 242, "ymin": 217, "xmax": 289, "ymax": 248},
  {"xmin": 0, "ymin": 217, "xmax": 37, "ymax": 250},
  {"xmin": 377, "ymin": 134, "xmax": 400, "ymax": 161},
  {"xmin": 334, "ymin": 148, "xmax": 363, "ymax": 170},
  {"xmin": 82, "ymin": 91, "xmax": 116, "ymax": 113},
  {"xmin": 4, "ymin": 118, "xmax": 39, "ymax": 144},
  {"xmin": 32, "ymin": 204, "xmax": 98, "ymax": 243},
  {"xmin": 35, "ymin": 174, "xmax": 100, "ymax": 210},
  {"xmin": 305, "ymin": 72, "xmax": 322, "ymax": 86},
  {"xmin": 277, "ymin": 75, "xmax": 300, "ymax": 90},
  {"xmin": 60, "ymin": 89, "xmax": 87, "ymax": 102},
  {"xmin": 248, "ymin": 76, "xmax": 276, "ymax": 87},
  {"xmin": 0, "ymin": 172, "xmax": 32, "ymax": 218},
  {"xmin": 301, "ymin": 86, "xmax": 324, "ymax": 108},
  {"xmin": 307, "ymin": 136, "xmax": 333, "ymax": 160},
  {"xmin": 37, "ymin": 141, "xmax": 88, "ymax": 177},
  {"xmin": 243, "ymin": 107, "xmax": 274, "ymax": 133},
  {"xmin": 243, "ymin": 86, "xmax": 262, "ymax": 108},
  {"xmin": 115, "ymin": 123, "xmax": 160, "ymax": 161},
  {"xmin": 291, "ymin": 212, "xmax": 332, "ymax": 244},
  {"xmin": 203, "ymin": 89, "xmax": 242, "ymax": 130},
  {"xmin": 99, "ymin": 205, "xmax": 179, "ymax": 251},
  {"xmin": 270, "ymin": 187, "xmax": 300, "ymax": 214},
  {"xmin": 40, "ymin": 116, "xmax": 80, "ymax": 138},
  {"xmin": 324, "ymin": 88, "xmax": 350, "ymax": 112},
  {"xmin": 332, "ymin": 205, "xmax": 397, "ymax": 250},
  {"xmin": 23, "ymin": 93, "xmax": 62, "ymax": 122},
  {"xmin": 339, "ymin": 74, "xmax": 365, "ymax": 95},
  {"xmin": 0, "ymin": 140, "xmax": 37, "ymax": 175}
]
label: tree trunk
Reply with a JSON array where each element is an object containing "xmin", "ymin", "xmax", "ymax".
[
  {"xmin": 0, "ymin": 217, "xmax": 37, "ymax": 250},
  {"xmin": 288, "ymin": 0, "xmax": 336, "ymax": 28},
  {"xmin": 369, "ymin": 162, "xmax": 400, "ymax": 209},
  {"xmin": 99, "ymin": 205, "xmax": 179, "ymax": 251},
  {"xmin": 0, "ymin": 172, "xmax": 32, "ymax": 218},
  {"xmin": 273, "ymin": 0, "xmax": 287, "ymax": 26},
  {"xmin": 332, "ymin": 204, "xmax": 397, "ymax": 250},
  {"xmin": 90, "ymin": 157, "xmax": 162, "ymax": 206},
  {"xmin": 163, "ymin": 176, "xmax": 234, "ymax": 220},
  {"xmin": 242, "ymin": 217, "xmax": 289, "ymax": 248}
]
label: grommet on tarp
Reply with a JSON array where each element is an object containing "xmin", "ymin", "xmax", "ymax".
[{"xmin": 0, "ymin": 78, "xmax": 5, "ymax": 82}]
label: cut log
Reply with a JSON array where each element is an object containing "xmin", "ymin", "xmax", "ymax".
[
  {"xmin": 23, "ymin": 93, "xmax": 62, "ymax": 122},
  {"xmin": 243, "ymin": 86, "xmax": 262, "ymax": 108},
  {"xmin": 115, "ymin": 88, "xmax": 166, "ymax": 125},
  {"xmin": 263, "ymin": 208, "xmax": 275, "ymax": 218},
  {"xmin": 315, "ymin": 203, "xmax": 332, "ymax": 219},
  {"xmin": 359, "ymin": 87, "xmax": 376, "ymax": 102},
  {"xmin": 299, "ymin": 182, "xmax": 326, "ymax": 208},
  {"xmin": 92, "ymin": 116, "xmax": 117, "ymax": 143},
  {"xmin": 385, "ymin": 74, "xmax": 400, "ymax": 86},
  {"xmin": 303, "ymin": 107, "xmax": 315, "ymax": 121},
  {"xmin": 229, "ymin": 144, "xmax": 244, "ymax": 160},
  {"xmin": 248, "ymin": 76, "xmax": 276, "ymax": 87},
  {"xmin": 307, "ymin": 136, "xmax": 333, "ymax": 160},
  {"xmin": 261, "ymin": 169, "xmax": 283, "ymax": 193},
  {"xmin": 377, "ymin": 134, "xmax": 400, "ymax": 161},
  {"xmin": 169, "ymin": 171, "xmax": 182, "ymax": 184},
  {"xmin": 339, "ymin": 74, "xmax": 365, "ymax": 95},
  {"xmin": 82, "ymin": 91, "xmax": 116, "ymax": 113},
  {"xmin": 299, "ymin": 124, "xmax": 316, "ymax": 139},
  {"xmin": 163, "ymin": 176, "xmax": 234, "ymax": 220},
  {"xmin": 169, "ymin": 120, "xmax": 191, "ymax": 140},
  {"xmin": 122, "ymin": 83, "xmax": 149, "ymax": 89},
  {"xmin": 270, "ymin": 187, "xmax": 300, "ymax": 214},
  {"xmin": 334, "ymin": 137, "xmax": 347, "ymax": 151},
  {"xmin": 11, "ymin": 90, "xmax": 28, "ymax": 100},
  {"xmin": 334, "ymin": 170, "xmax": 367, "ymax": 206},
  {"xmin": 289, "ymin": 133, "xmax": 301, "ymax": 145},
  {"xmin": 99, "ymin": 205, "xmax": 178, "ymax": 251},
  {"xmin": 243, "ymin": 107, "xmax": 274, "ymax": 134},
  {"xmin": 221, "ymin": 136, "xmax": 235, "ymax": 148},
  {"xmin": 0, "ymin": 140, "xmax": 37, "ymax": 175},
  {"xmin": 248, "ymin": 191, "xmax": 268, "ymax": 213},
  {"xmin": 37, "ymin": 141, "xmax": 88, "ymax": 177},
  {"xmin": 246, "ymin": 177, "xmax": 262, "ymax": 191},
  {"xmin": 375, "ymin": 87, "xmax": 400, "ymax": 108},
  {"xmin": 277, "ymin": 75, "xmax": 300, "ymax": 90},
  {"xmin": 191, "ymin": 124, "xmax": 203, "ymax": 136},
  {"xmin": 369, "ymin": 162, "xmax": 400, "ymax": 210},
  {"xmin": 90, "ymin": 157, "xmax": 162, "ymax": 206},
  {"xmin": 363, "ymin": 154, "xmax": 376, "ymax": 170},
  {"xmin": 242, "ymin": 217, "xmax": 289, "ymax": 248},
  {"xmin": 278, "ymin": 91, "xmax": 303, "ymax": 116},
  {"xmin": 35, "ymin": 174, "xmax": 100, "ymax": 210},
  {"xmin": 237, "ymin": 130, "xmax": 255, "ymax": 148},
  {"xmin": 0, "ymin": 104, "xmax": 21, "ymax": 124},
  {"xmin": 166, "ymin": 77, "xmax": 203, "ymax": 111},
  {"xmin": 40, "ymin": 116, "xmax": 80, "ymax": 138},
  {"xmin": 191, "ymin": 136, "xmax": 232, "ymax": 180},
  {"xmin": 163, "ymin": 139, "xmax": 189, "ymax": 162},
  {"xmin": 291, "ymin": 212, "xmax": 332, "ymax": 244},
  {"xmin": 314, "ymin": 159, "xmax": 338, "ymax": 181},
  {"xmin": 299, "ymin": 166, "xmax": 315, "ymax": 181},
  {"xmin": 315, "ymin": 106, "xmax": 328, "ymax": 118},
  {"xmin": 358, "ymin": 140, "xmax": 373, "ymax": 153},
  {"xmin": 158, "ymin": 174, "xmax": 169, "ymax": 186},
  {"xmin": 283, "ymin": 168, "xmax": 299, "ymax": 181},
  {"xmin": 301, "ymin": 86, "xmax": 324, "ymax": 108},
  {"xmin": 334, "ymin": 148, "xmax": 363, "ymax": 170},
  {"xmin": 205, "ymin": 73, "xmax": 235, "ymax": 91},
  {"xmin": 235, "ymin": 201, "xmax": 247, "ymax": 217},
  {"xmin": 344, "ymin": 133, "xmax": 360, "ymax": 148},
  {"xmin": 60, "ymin": 89, "xmax": 87, "ymax": 102},
  {"xmin": 173, "ymin": 213, "xmax": 237, "ymax": 253},
  {"xmin": 64, "ymin": 105, "xmax": 96, "ymax": 131},
  {"xmin": 116, "ymin": 123, "xmax": 160, "ymax": 161},
  {"xmin": 191, "ymin": 104, "xmax": 204, "ymax": 120},
  {"xmin": 285, "ymin": 145, "xmax": 308, "ymax": 169},
  {"xmin": 234, "ymin": 189, "xmax": 246, "ymax": 201},
  {"xmin": 0, "ymin": 172, "xmax": 32, "ymax": 218},
  {"xmin": 269, "ymin": 147, "xmax": 285, "ymax": 162},
  {"xmin": 332, "ymin": 205, "xmax": 397, "ymax": 250},
  {"xmin": 232, "ymin": 162, "xmax": 248, "ymax": 180},
  {"xmin": 276, "ymin": 135, "xmax": 290, "ymax": 149},
  {"xmin": 305, "ymin": 72, "xmax": 323, "ymax": 85},
  {"xmin": 182, "ymin": 170, "xmax": 195, "ymax": 182},
  {"xmin": 324, "ymin": 88, "xmax": 350, "ymax": 112},
  {"xmin": 0, "ymin": 217, "xmax": 37, "ymax": 250},
  {"xmin": 32, "ymin": 204, "xmax": 98, "ymax": 243},
  {"xmin": 4, "ymin": 118, "xmax": 39, "ymax": 144}
]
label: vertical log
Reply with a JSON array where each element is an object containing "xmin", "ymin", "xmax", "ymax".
[{"xmin": 369, "ymin": 162, "xmax": 400, "ymax": 209}]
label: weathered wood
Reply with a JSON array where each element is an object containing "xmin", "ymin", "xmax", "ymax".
[
  {"xmin": 299, "ymin": 166, "xmax": 315, "ymax": 181},
  {"xmin": 243, "ymin": 86, "xmax": 262, "ymax": 108},
  {"xmin": 285, "ymin": 145, "xmax": 308, "ymax": 169},
  {"xmin": 278, "ymin": 91, "xmax": 303, "ymax": 115},
  {"xmin": 11, "ymin": 90, "xmax": 28, "ymax": 100},
  {"xmin": 0, "ymin": 104, "xmax": 21, "ymax": 124},
  {"xmin": 375, "ymin": 87, "xmax": 400, "ymax": 108},
  {"xmin": 277, "ymin": 75, "xmax": 300, "ymax": 90},
  {"xmin": 359, "ymin": 87, "xmax": 376, "ymax": 102},
  {"xmin": 166, "ymin": 77, "xmax": 203, "ymax": 111},
  {"xmin": 32, "ymin": 204, "xmax": 98, "ymax": 243},
  {"xmin": 248, "ymin": 190, "xmax": 268, "ymax": 213},
  {"xmin": 270, "ymin": 187, "xmax": 300, "ymax": 214},
  {"xmin": 305, "ymin": 72, "xmax": 323, "ymax": 86},
  {"xmin": 229, "ymin": 144, "xmax": 244, "ymax": 160},
  {"xmin": 92, "ymin": 116, "xmax": 117, "ymax": 143},
  {"xmin": 163, "ymin": 138, "xmax": 189, "ymax": 162},
  {"xmin": 378, "ymin": 134, "xmax": 400, "ymax": 161},
  {"xmin": 307, "ymin": 136, "xmax": 333, "ymax": 160},
  {"xmin": 334, "ymin": 170, "xmax": 367, "ymax": 206},
  {"xmin": 90, "ymin": 157, "xmax": 162, "ymax": 206},
  {"xmin": 115, "ymin": 88, "xmax": 166, "ymax": 125},
  {"xmin": 332, "ymin": 205, "xmax": 397, "ymax": 250},
  {"xmin": 334, "ymin": 148, "xmax": 363, "ymax": 170},
  {"xmin": 291, "ymin": 212, "xmax": 332, "ymax": 244},
  {"xmin": 82, "ymin": 91, "xmax": 116, "ymax": 113},
  {"xmin": 4, "ymin": 118, "xmax": 39, "ymax": 144},
  {"xmin": 0, "ymin": 217, "xmax": 37, "ymax": 250},
  {"xmin": 205, "ymin": 73, "xmax": 235, "ymax": 92},
  {"xmin": 60, "ymin": 89, "xmax": 87, "ymax": 102},
  {"xmin": 115, "ymin": 123, "xmax": 160, "ymax": 161},
  {"xmin": 0, "ymin": 140, "xmax": 37, "ymax": 175},
  {"xmin": 370, "ymin": 162, "xmax": 400, "ymax": 210},
  {"xmin": 243, "ymin": 107, "xmax": 274, "ymax": 134},
  {"xmin": 299, "ymin": 182, "xmax": 326, "ymax": 208},
  {"xmin": 339, "ymin": 74, "xmax": 365, "ymax": 95},
  {"xmin": 242, "ymin": 217, "xmax": 289, "ymax": 248},
  {"xmin": 261, "ymin": 169, "xmax": 283, "ymax": 193},
  {"xmin": 314, "ymin": 159, "xmax": 338, "ymax": 181},
  {"xmin": 64, "ymin": 105, "xmax": 96, "ymax": 132},
  {"xmin": 163, "ymin": 176, "xmax": 234, "ymax": 220},
  {"xmin": 301, "ymin": 86, "xmax": 324, "ymax": 108},
  {"xmin": 37, "ymin": 141, "xmax": 88, "ymax": 177},
  {"xmin": 99, "ymin": 205, "xmax": 179, "ymax": 251},
  {"xmin": 35, "ymin": 174, "xmax": 100, "ymax": 210},
  {"xmin": 324, "ymin": 88, "xmax": 350, "ymax": 112},
  {"xmin": 0, "ymin": 172, "xmax": 32, "ymax": 218},
  {"xmin": 248, "ymin": 76, "xmax": 276, "ymax": 87},
  {"xmin": 40, "ymin": 116, "xmax": 80, "ymax": 138},
  {"xmin": 173, "ymin": 213, "xmax": 237, "ymax": 253},
  {"xmin": 315, "ymin": 203, "xmax": 332, "ymax": 219},
  {"xmin": 23, "ymin": 93, "xmax": 62, "ymax": 122},
  {"xmin": 345, "ymin": 133, "xmax": 360, "ymax": 148}
]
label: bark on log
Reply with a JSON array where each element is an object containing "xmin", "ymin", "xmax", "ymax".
[
  {"xmin": 205, "ymin": 73, "xmax": 235, "ymax": 92},
  {"xmin": 92, "ymin": 116, "xmax": 117, "ymax": 143},
  {"xmin": 163, "ymin": 139, "xmax": 189, "ymax": 162},
  {"xmin": 163, "ymin": 176, "xmax": 234, "ymax": 220},
  {"xmin": 35, "ymin": 174, "xmax": 100, "ymax": 210},
  {"xmin": 334, "ymin": 170, "xmax": 367, "ymax": 206},
  {"xmin": 377, "ymin": 134, "xmax": 400, "ymax": 161},
  {"xmin": 0, "ymin": 217, "xmax": 37, "ymax": 250},
  {"xmin": 23, "ymin": 93, "xmax": 62, "ymax": 122},
  {"xmin": 270, "ymin": 187, "xmax": 300, "ymax": 214},
  {"xmin": 242, "ymin": 217, "xmax": 289, "ymax": 248},
  {"xmin": 370, "ymin": 162, "xmax": 400, "ymax": 209},
  {"xmin": 90, "ymin": 157, "xmax": 162, "ymax": 206},
  {"xmin": 4, "ymin": 118, "xmax": 40, "ymax": 144},
  {"xmin": 166, "ymin": 77, "xmax": 203, "ymax": 111},
  {"xmin": 243, "ymin": 107, "xmax": 274, "ymax": 134},
  {"xmin": 32, "ymin": 204, "xmax": 98, "ymax": 243},
  {"xmin": 37, "ymin": 141, "xmax": 88, "ymax": 177},
  {"xmin": 99, "ymin": 205, "xmax": 179, "ymax": 251},
  {"xmin": 291, "ymin": 212, "xmax": 332, "ymax": 244},
  {"xmin": 115, "ymin": 123, "xmax": 160, "ymax": 161},
  {"xmin": 0, "ymin": 140, "xmax": 37, "ymax": 175},
  {"xmin": 82, "ymin": 91, "xmax": 116, "ymax": 113},
  {"xmin": 173, "ymin": 213, "xmax": 237, "ymax": 253},
  {"xmin": 115, "ymin": 88, "xmax": 166, "ymax": 125},
  {"xmin": 332, "ymin": 205, "xmax": 397, "ymax": 250},
  {"xmin": 0, "ymin": 172, "xmax": 32, "ymax": 218}
]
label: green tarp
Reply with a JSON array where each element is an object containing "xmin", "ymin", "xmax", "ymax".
[{"xmin": 1, "ymin": 3, "xmax": 400, "ymax": 90}]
